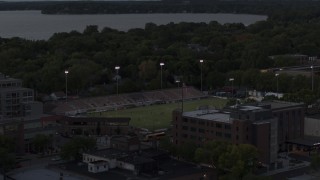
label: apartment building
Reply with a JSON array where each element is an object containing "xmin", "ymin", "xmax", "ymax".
[
  {"xmin": 172, "ymin": 101, "xmax": 304, "ymax": 164},
  {"xmin": 0, "ymin": 73, "xmax": 34, "ymax": 119},
  {"xmin": 0, "ymin": 73, "xmax": 56, "ymax": 154}
]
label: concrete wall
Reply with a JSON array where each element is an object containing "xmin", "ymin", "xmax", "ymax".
[
  {"xmin": 88, "ymin": 162, "xmax": 108, "ymax": 173},
  {"xmin": 305, "ymin": 117, "xmax": 320, "ymax": 137},
  {"xmin": 117, "ymin": 161, "xmax": 135, "ymax": 171}
]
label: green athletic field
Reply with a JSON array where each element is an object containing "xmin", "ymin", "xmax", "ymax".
[{"xmin": 92, "ymin": 97, "xmax": 227, "ymax": 131}]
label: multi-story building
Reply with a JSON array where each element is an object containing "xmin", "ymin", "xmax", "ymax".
[
  {"xmin": 172, "ymin": 101, "xmax": 304, "ymax": 164},
  {"xmin": 0, "ymin": 73, "xmax": 34, "ymax": 119},
  {"xmin": 0, "ymin": 73, "xmax": 56, "ymax": 154}
]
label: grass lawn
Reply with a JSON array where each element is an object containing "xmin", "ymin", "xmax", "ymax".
[{"xmin": 92, "ymin": 97, "xmax": 227, "ymax": 131}]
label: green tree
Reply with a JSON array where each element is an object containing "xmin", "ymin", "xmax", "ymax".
[
  {"xmin": 159, "ymin": 136, "xmax": 177, "ymax": 155},
  {"xmin": 60, "ymin": 137, "xmax": 96, "ymax": 160},
  {"xmin": 177, "ymin": 141, "xmax": 197, "ymax": 162},
  {"xmin": 32, "ymin": 134, "xmax": 52, "ymax": 154},
  {"xmin": 310, "ymin": 154, "xmax": 320, "ymax": 170},
  {"xmin": 0, "ymin": 135, "xmax": 16, "ymax": 173}
]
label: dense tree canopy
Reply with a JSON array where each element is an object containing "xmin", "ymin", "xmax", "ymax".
[{"xmin": 1, "ymin": 5, "xmax": 320, "ymax": 104}]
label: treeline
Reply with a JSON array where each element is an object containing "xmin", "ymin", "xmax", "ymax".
[
  {"xmin": 1, "ymin": 8, "xmax": 320, "ymax": 103},
  {"xmin": 1, "ymin": 1, "xmax": 320, "ymax": 16},
  {"xmin": 40, "ymin": 1, "xmax": 320, "ymax": 15}
]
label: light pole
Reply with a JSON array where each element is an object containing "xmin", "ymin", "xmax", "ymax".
[
  {"xmin": 175, "ymin": 79, "xmax": 180, "ymax": 88},
  {"xmin": 311, "ymin": 65, "xmax": 314, "ymax": 92},
  {"xmin": 229, "ymin": 78, "xmax": 234, "ymax": 98},
  {"xmin": 200, "ymin": 59, "xmax": 204, "ymax": 92},
  {"xmin": 115, "ymin": 66, "xmax": 120, "ymax": 95},
  {"xmin": 160, "ymin": 62, "xmax": 165, "ymax": 90},
  {"xmin": 64, "ymin": 70, "xmax": 68, "ymax": 102},
  {"xmin": 275, "ymin": 73, "xmax": 279, "ymax": 98}
]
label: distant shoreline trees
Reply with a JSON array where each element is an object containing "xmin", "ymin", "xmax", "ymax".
[{"xmin": 1, "ymin": 5, "xmax": 320, "ymax": 105}]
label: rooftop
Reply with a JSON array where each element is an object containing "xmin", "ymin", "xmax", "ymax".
[
  {"xmin": 183, "ymin": 109, "xmax": 231, "ymax": 123},
  {"xmin": 259, "ymin": 101, "xmax": 304, "ymax": 110},
  {"xmin": 118, "ymin": 155, "xmax": 154, "ymax": 165},
  {"xmin": 85, "ymin": 148, "xmax": 127, "ymax": 160},
  {"xmin": 0, "ymin": 87, "xmax": 32, "ymax": 92},
  {"xmin": 286, "ymin": 136, "xmax": 320, "ymax": 147},
  {"xmin": 89, "ymin": 160, "xmax": 108, "ymax": 165}
]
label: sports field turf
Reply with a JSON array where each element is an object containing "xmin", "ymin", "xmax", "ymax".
[{"xmin": 92, "ymin": 97, "xmax": 227, "ymax": 131}]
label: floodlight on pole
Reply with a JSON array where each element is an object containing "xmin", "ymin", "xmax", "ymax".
[
  {"xmin": 311, "ymin": 66, "xmax": 314, "ymax": 92},
  {"xmin": 200, "ymin": 59, "xmax": 204, "ymax": 92},
  {"xmin": 160, "ymin": 62, "xmax": 165, "ymax": 90},
  {"xmin": 64, "ymin": 70, "xmax": 69, "ymax": 102},
  {"xmin": 115, "ymin": 66, "xmax": 120, "ymax": 95},
  {"xmin": 275, "ymin": 73, "xmax": 279, "ymax": 98},
  {"xmin": 229, "ymin": 78, "xmax": 234, "ymax": 98}
]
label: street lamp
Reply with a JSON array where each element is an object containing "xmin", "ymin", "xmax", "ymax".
[
  {"xmin": 160, "ymin": 62, "xmax": 165, "ymax": 90},
  {"xmin": 311, "ymin": 66, "xmax": 314, "ymax": 92},
  {"xmin": 275, "ymin": 73, "xmax": 279, "ymax": 98},
  {"xmin": 115, "ymin": 66, "xmax": 120, "ymax": 95},
  {"xmin": 229, "ymin": 78, "xmax": 234, "ymax": 98},
  {"xmin": 199, "ymin": 59, "xmax": 204, "ymax": 92},
  {"xmin": 64, "ymin": 70, "xmax": 68, "ymax": 102}
]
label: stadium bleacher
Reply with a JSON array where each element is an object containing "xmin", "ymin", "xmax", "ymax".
[{"xmin": 47, "ymin": 86, "xmax": 206, "ymax": 115}]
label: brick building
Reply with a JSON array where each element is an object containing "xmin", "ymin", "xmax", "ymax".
[
  {"xmin": 172, "ymin": 101, "xmax": 304, "ymax": 164},
  {"xmin": 56, "ymin": 116, "xmax": 131, "ymax": 137}
]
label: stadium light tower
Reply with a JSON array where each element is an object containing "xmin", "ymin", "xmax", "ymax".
[
  {"xmin": 160, "ymin": 62, "xmax": 165, "ymax": 90},
  {"xmin": 115, "ymin": 66, "xmax": 120, "ymax": 95},
  {"xmin": 275, "ymin": 73, "xmax": 279, "ymax": 98},
  {"xmin": 229, "ymin": 78, "xmax": 234, "ymax": 98},
  {"xmin": 175, "ymin": 79, "xmax": 181, "ymax": 109},
  {"xmin": 311, "ymin": 65, "xmax": 314, "ymax": 92},
  {"xmin": 64, "ymin": 70, "xmax": 69, "ymax": 102},
  {"xmin": 200, "ymin": 59, "xmax": 204, "ymax": 92}
]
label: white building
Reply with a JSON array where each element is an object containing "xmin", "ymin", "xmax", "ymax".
[{"xmin": 88, "ymin": 160, "xmax": 108, "ymax": 173}]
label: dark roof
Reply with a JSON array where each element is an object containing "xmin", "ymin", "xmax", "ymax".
[
  {"xmin": 306, "ymin": 114, "xmax": 320, "ymax": 120},
  {"xmin": 158, "ymin": 158, "xmax": 213, "ymax": 179},
  {"xmin": 118, "ymin": 155, "xmax": 154, "ymax": 165},
  {"xmin": 259, "ymin": 101, "xmax": 304, "ymax": 110},
  {"xmin": 286, "ymin": 136, "xmax": 320, "ymax": 147},
  {"xmin": 89, "ymin": 160, "xmax": 108, "ymax": 165},
  {"xmin": 85, "ymin": 148, "xmax": 127, "ymax": 159}
]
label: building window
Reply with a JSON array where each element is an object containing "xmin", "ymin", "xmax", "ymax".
[
  {"xmin": 216, "ymin": 123, "xmax": 222, "ymax": 128},
  {"xmin": 182, "ymin": 126, "xmax": 188, "ymax": 130},
  {"xmin": 183, "ymin": 118, "xmax": 188, "ymax": 122},
  {"xmin": 225, "ymin": 133, "xmax": 231, "ymax": 138},
  {"xmin": 225, "ymin": 124, "xmax": 231, "ymax": 129},
  {"xmin": 190, "ymin": 127, "xmax": 196, "ymax": 132},
  {"xmin": 216, "ymin": 132, "xmax": 222, "ymax": 137},
  {"xmin": 199, "ymin": 129, "xmax": 205, "ymax": 133}
]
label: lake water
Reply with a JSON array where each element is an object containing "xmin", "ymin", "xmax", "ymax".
[{"xmin": 0, "ymin": 11, "xmax": 267, "ymax": 40}]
